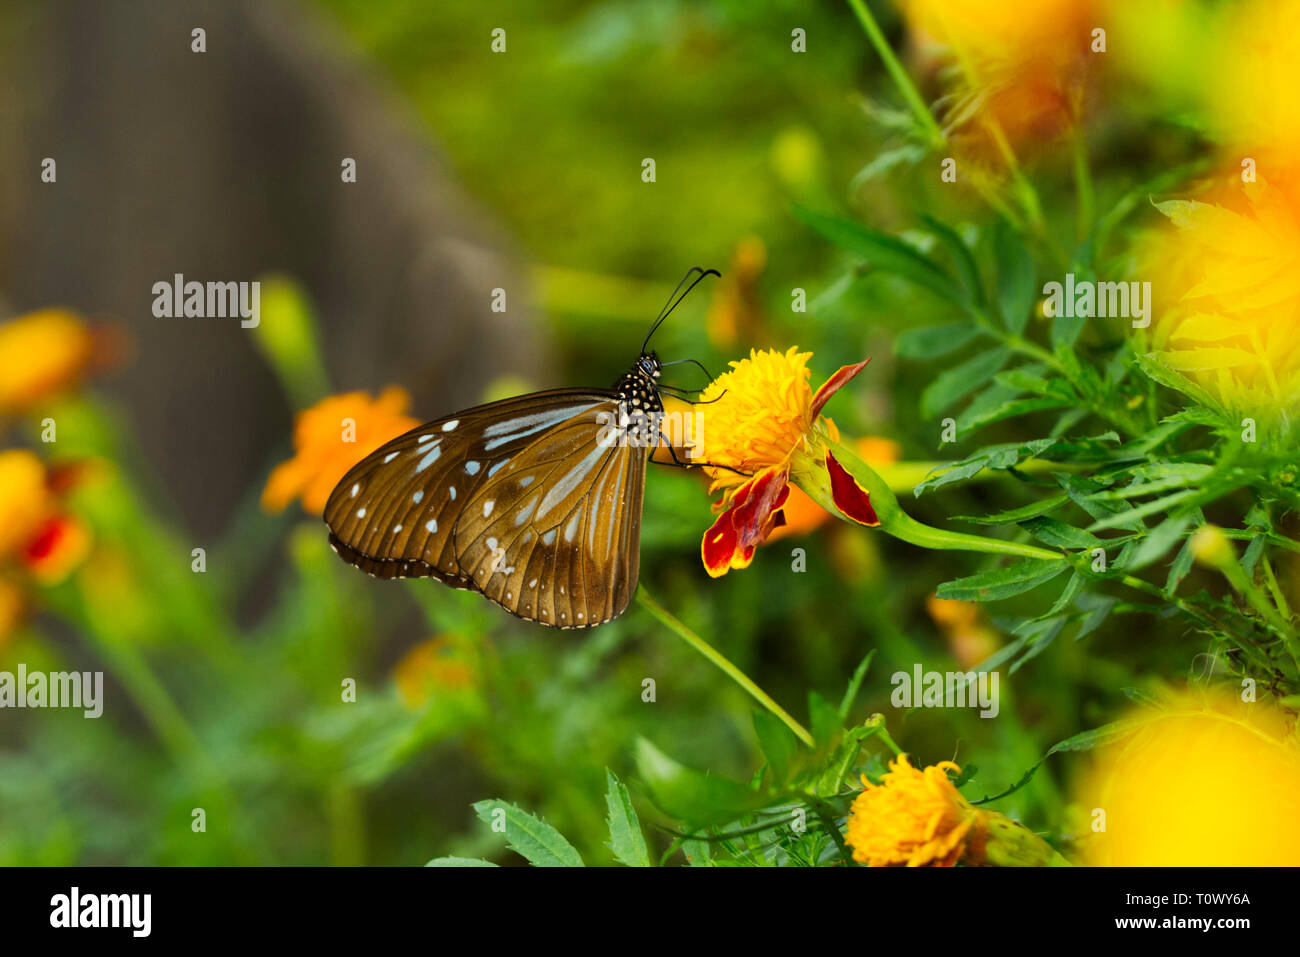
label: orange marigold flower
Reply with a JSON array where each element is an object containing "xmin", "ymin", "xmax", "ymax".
[
  {"xmin": 0, "ymin": 309, "xmax": 97, "ymax": 415},
  {"xmin": 262, "ymin": 386, "xmax": 420, "ymax": 514},
  {"xmin": 0, "ymin": 449, "xmax": 92, "ymax": 641},
  {"xmin": 846, "ymin": 755, "xmax": 985, "ymax": 866},
  {"xmin": 690, "ymin": 348, "xmax": 879, "ymax": 577},
  {"xmin": 768, "ymin": 436, "xmax": 901, "ymax": 542}
]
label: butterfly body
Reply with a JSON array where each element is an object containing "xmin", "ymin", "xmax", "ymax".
[{"xmin": 324, "ymin": 353, "xmax": 666, "ymax": 629}]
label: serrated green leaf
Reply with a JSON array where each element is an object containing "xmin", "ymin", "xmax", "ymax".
[
  {"xmin": 603, "ymin": 770, "xmax": 651, "ymax": 867},
  {"xmin": 472, "ymin": 800, "xmax": 584, "ymax": 867},
  {"xmin": 994, "ymin": 223, "xmax": 1036, "ymax": 334},
  {"xmin": 1019, "ymin": 517, "xmax": 1104, "ymax": 550},
  {"xmin": 752, "ymin": 710, "xmax": 798, "ymax": 784},
  {"xmin": 921, "ymin": 346, "xmax": 1013, "ymax": 418},
  {"xmin": 895, "ymin": 321, "xmax": 981, "ymax": 359},
  {"xmin": 796, "ymin": 206, "xmax": 966, "ymax": 305},
  {"xmin": 634, "ymin": 738, "xmax": 770, "ymax": 826},
  {"xmin": 937, "ymin": 558, "xmax": 1068, "ymax": 602}
]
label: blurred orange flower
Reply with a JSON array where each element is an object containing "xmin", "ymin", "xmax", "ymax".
[
  {"xmin": 0, "ymin": 449, "xmax": 92, "ymax": 642},
  {"xmin": 926, "ymin": 593, "xmax": 1000, "ymax": 670},
  {"xmin": 899, "ymin": 0, "xmax": 1096, "ymax": 153},
  {"xmin": 705, "ymin": 236, "xmax": 768, "ymax": 350},
  {"xmin": 393, "ymin": 635, "xmax": 476, "ymax": 709},
  {"xmin": 0, "ymin": 309, "xmax": 97, "ymax": 415},
  {"xmin": 262, "ymin": 386, "xmax": 420, "ymax": 515}
]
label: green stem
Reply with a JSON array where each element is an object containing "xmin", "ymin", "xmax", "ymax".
[
  {"xmin": 845, "ymin": 0, "xmax": 946, "ymax": 148},
  {"xmin": 636, "ymin": 587, "xmax": 816, "ymax": 747},
  {"xmin": 805, "ymin": 438, "xmax": 1066, "ymax": 562},
  {"xmin": 1071, "ymin": 128, "xmax": 1096, "ymax": 243}
]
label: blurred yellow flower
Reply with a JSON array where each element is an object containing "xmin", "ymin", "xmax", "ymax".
[
  {"xmin": 1076, "ymin": 690, "xmax": 1300, "ymax": 865},
  {"xmin": 1204, "ymin": 0, "xmax": 1300, "ymax": 172},
  {"xmin": 846, "ymin": 755, "xmax": 982, "ymax": 866},
  {"xmin": 1143, "ymin": 177, "xmax": 1300, "ymax": 420},
  {"xmin": 0, "ymin": 309, "xmax": 97, "ymax": 415},
  {"xmin": 262, "ymin": 386, "xmax": 420, "ymax": 515},
  {"xmin": 899, "ymin": 0, "xmax": 1096, "ymax": 152},
  {"xmin": 393, "ymin": 636, "xmax": 476, "ymax": 709},
  {"xmin": 692, "ymin": 348, "xmax": 878, "ymax": 577}
]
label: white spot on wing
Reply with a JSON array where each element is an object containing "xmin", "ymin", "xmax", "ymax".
[
  {"xmin": 356, "ymin": 508, "xmax": 366, "ymax": 518},
  {"xmin": 383, "ymin": 451, "xmax": 400, "ymax": 463},
  {"xmin": 483, "ymin": 500, "xmax": 494, "ymax": 517},
  {"xmin": 465, "ymin": 461, "xmax": 480, "ymax": 475},
  {"xmin": 350, "ymin": 484, "xmax": 360, "ymax": 498},
  {"xmin": 442, "ymin": 419, "xmax": 459, "ymax": 432},
  {"xmin": 415, "ymin": 445, "xmax": 441, "ymax": 473},
  {"xmin": 412, "ymin": 491, "xmax": 423, "ymax": 504},
  {"xmin": 425, "ymin": 519, "xmax": 438, "ymax": 533}
]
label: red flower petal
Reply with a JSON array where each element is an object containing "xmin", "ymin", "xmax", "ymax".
[
  {"xmin": 825, "ymin": 450, "xmax": 880, "ymax": 526},
  {"xmin": 811, "ymin": 358, "xmax": 871, "ymax": 419},
  {"xmin": 702, "ymin": 509, "xmax": 740, "ymax": 578}
]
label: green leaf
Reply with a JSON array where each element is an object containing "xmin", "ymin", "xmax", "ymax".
[
  {"xmin": 838, "ymin": 649, "xmax": 877, "ymax": 722},
  {"xmin": 425, "ymin": 856, "xmax": 499, "ymax": 867},
  {"xmin": 922, "ymin": 214, "xmax": 985, "ymax": 307},
  {"xmin": 994, "ymin": 223, "xmax": 1036, "ymax": 334},
  {"xmin": 955, "ymin": 494, "xmax": 1071, "ymax": 525},
  {"xmin": 849, "ymin": 143, "xmax": 927, "ymax": 188},
  {"xmin": 603, "ymin": 770, "xmax": 651, "ymax": 867},
  {"xmin": 895, "ymin": 321, "xmax": 981, "ymax": 359},
  {"xmin": 472, "ymin": 800, "xmax": 584, "ymax": 867},
  {"xmin": 1136, "ymin": 351, "xmax": 1224, "ymax": 411},
  {"xmin": 752, "ymin": 710, "xmax": 799, "ymax": 784},
  {"xmin": 795, "ymin": 206, "xmax": 967, "ymax": 305},
  {"xmin": 1074, "ymin": 592, "xmax": 1118, "ymax": 641},
  {"xmin": 807, "ymin": 691, "xmax": 842, "ymax": 747},
  {"xmin": 1019, "ymin": 516, "xmax": 1104, "ymax": 550},
  {"xmin": 937, "ymin": 558, "xmax": 1068, "ymax": 602},
  {"xmin": 972, "ymin": 719, "xmax": 1141, "ymax": 805},
  {"xmin": 920, "ymin": 346, "xmax": 1012, "ymax": 418},
  {"xmin": 634, "ymin": 738, "xmax": 770, "ymax": 826},
  {"xmin": 1126, "ymin": 515, "xmax": 1193, "ymax": 570}
]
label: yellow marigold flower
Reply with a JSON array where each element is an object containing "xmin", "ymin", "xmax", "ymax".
[
  {"xmin": 847, "ymin": 754, "xmax": 1068, "ymax": 867},
  {"xmin": 0, "ymin": 309, "xmax": 97, "ymax": 415},
  {"xmin": 691, "ymin": 348, "xmax": 880, "ymax": 577},
  {"xmin": 393, "ymin": 635, "xmax": 476, "ymax": 709},
  {"xmin": 1076, "ymin": 689, "xmax": 1300, "ymax": 865},
  {"xmin": 846, "ymin": 755, "xmax": 984, "ymax": 866},
  {"xmin": 1142, "ymin": 177, "xmax": 1300, "ymax": 422},
  {"xmin": 899, "ymin": 0, "xmax": 1096, "ymax": 153},
  {"xmin": 1204, "ymin": 0, "xmax": 1300, "ymax": 172},
  {"xmin": 262, "ymin": 386, "xmax": 420, "ymax": 514}
]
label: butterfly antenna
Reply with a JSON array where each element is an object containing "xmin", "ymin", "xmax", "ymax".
[
  {"xmin": 640, "ymin": 267, "xmax": 721, "ymax": 355},
  {"xmin": 660, "ymin": 356, "xmax": 718, "ymax": 383}
]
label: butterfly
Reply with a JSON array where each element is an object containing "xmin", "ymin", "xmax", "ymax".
[{"xmin": 324, "ymin": 267, "xmax": 728, "ymax": 629}]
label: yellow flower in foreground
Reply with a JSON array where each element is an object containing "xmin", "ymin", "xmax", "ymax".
[
  {"xmin": 0, "ymin": 309, "xmax": 96, "ymax": 415},
  {"xmin": 847, "ymin": 754, "xmax": 1067, "ymax": 867},
  {"xmin": 690, "ymin": 348, "xmax": 880, "ymax": 577},
  {"xmin": 1143, "ymin": 177, "xmax": 1300, "ymax": 421},
  {"xmin": 262, "ymin": 386, "xmax": 420, "ymax": 515},
  {"xmin": 847, "ymin": 756, "xmax": 982, "ymax": 866},
  {"xmin": 1077, "ymin": 690, "xmax": 1300, "ymax": 865}
]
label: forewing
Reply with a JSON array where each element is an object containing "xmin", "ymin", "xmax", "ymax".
[{"xmin": 323, "ymin": 390, "xmax": 613, "ymax": 585}]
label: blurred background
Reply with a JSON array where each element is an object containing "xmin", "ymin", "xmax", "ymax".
[{"xmin": 0, "ymin": 0, "xmax": 1254, "ymax": 864}]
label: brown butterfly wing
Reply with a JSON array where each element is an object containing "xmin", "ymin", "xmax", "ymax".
[
  {"xmin": 452, "ymin": 410, "xmax": 649, "ymax": 628},
  {"xmin": 323, "ymin": 390, "xmax": 615, "ymax": 590}
]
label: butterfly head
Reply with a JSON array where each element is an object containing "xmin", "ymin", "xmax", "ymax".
[{"xmin": 637, "ymin": 351, "xmax": 661, "ymax": 380}]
